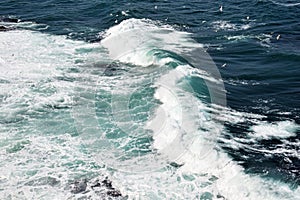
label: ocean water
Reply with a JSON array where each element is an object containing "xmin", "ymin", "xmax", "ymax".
[{"xmin": 0, "ymin": 0, "xmax": 299, "ymax": 199}]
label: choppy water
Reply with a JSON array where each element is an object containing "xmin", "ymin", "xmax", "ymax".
[{"xmin": 0, "ymin": 0, "xmax": 299, "ymax": 199}]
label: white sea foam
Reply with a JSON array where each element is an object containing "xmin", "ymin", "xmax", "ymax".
[
  {"xmin": 225, "ymin": 78, "xmax": 262, "ymax": 86},
  {"xmin": 250, "ymin": 120, "xmax": 299, "ymax": 140},
  {"xmin": 0, "ymin": 30, "xmax": 105, "ymax": 121},
  {"xmin": 212, "ymin": 20, "xmax": 238, "ymax": 31},
  {"xmin": 257, "ymin": 33, "xmax": 273, "ymax": 47},
  {"xmin": 0, "ymin": 30, "xmax": 111, "ymax": 199},
  {"xmin": 225, "ymin": 35, "xmax": 249, "ymax": 41},
  {"xmin": 147, "ymin": 67, "xmax": 201, "ymax": 157},
  {"xmin": 101, "ymin": 18, "xmax": 202, "ymax": 61},
  {"xmin": 270, "ymin": 0, "xmax": 300, "ymax": 7},
  {"xmin": 212, "ymin": 20, "xmax": 252, "ymax": 33}
]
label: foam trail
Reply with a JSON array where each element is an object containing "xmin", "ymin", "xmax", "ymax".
[
  {"xmin": 250, "ymin": 121, "xmax": 299, "ymax": 140},
  {"xmin": 270, "ymin": 0, "xmax": 300, "ymax": 7}
]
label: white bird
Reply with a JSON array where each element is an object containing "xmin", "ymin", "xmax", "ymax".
[
  {"xmin": 276, "ymin": 34, "xmax": 281, "ymax": 40},
  {"xmin": 219, "ymin": 6, "xmax": 223, "ymax": 12}
]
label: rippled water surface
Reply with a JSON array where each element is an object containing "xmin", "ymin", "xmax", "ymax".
[{"xmin": 0, "ymin": 0, "xmax": 299, "ymax": 199}]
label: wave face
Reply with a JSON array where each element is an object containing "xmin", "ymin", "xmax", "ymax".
[{"xmin": 0, "ymin": 17, "xmax": 299, "ymax": 199}]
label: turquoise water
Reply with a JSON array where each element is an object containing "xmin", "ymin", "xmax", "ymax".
[{"xmin": 0, "ymin": 1, "xmax": 299, "ymax": 199}]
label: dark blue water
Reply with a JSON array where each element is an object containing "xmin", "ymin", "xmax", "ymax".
[{"xmin": 0, "ymin": 0, "xmax": 299, "ymax": 199}]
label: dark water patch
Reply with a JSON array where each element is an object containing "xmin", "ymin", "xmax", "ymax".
[
  {"xmin": 91, "ymin": 178, "xmax": 122, "ymax": 197},
  {"xmin": 6, "ymin": 140, "xmax": 31, "ymax": 153},
  {"xmin": 0, "ymin": 16, "xmax": 20, "ymax": 23},
  {"xmin": 68, "ymin": 177, "xmax": 123, "ymax": 198},
  {"xmin": 221, "ymin": 118, "xmax": 300, "ymax": 187},
  {"xmin": 70, "ymin": 179, "xmax": 88, "ymax": 194},
  {"xmin": 25, "ymin": 176, "xmax": 60, "ymax": 187},
  {"xmin": 0, "ymin": 25, "xmax": 14, "ymax": 31},
  {"xmin": 55, "ymin": 75, "xmax": 76, "ymax": 82}
]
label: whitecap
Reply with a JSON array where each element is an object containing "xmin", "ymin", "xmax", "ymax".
[{"xmin": 250, "ymin": 120, "xmax": 299, "ymax": 140}]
